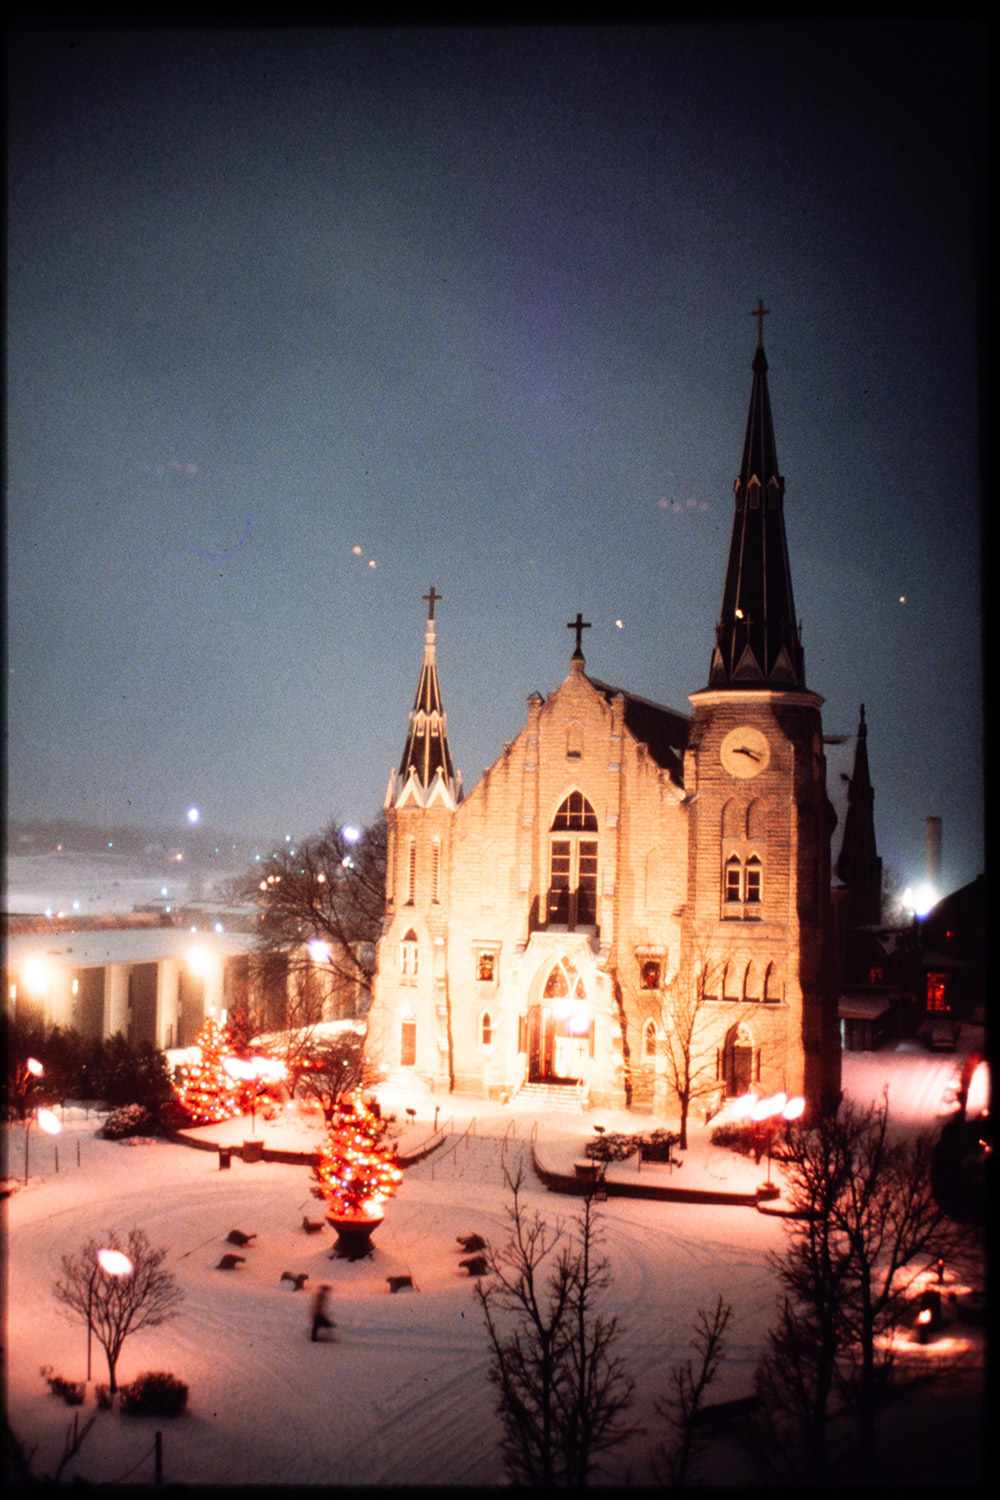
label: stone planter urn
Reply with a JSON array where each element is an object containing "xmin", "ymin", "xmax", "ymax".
[{"xmin": 326, "ymin": 1211, "xmax": 384, "ymax": 1261}]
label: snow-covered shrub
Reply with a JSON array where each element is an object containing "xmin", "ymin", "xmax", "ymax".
[
  {"xmin": 119, "ymin": 1370, "xmax": 189, "ymax": 1417},
  {"xmin": 40, "ymin": 1365, "xmax": 86, "ymax": 1405},
  {"xmin": 100, "ymin": 1103, "xmax": 156, "ymax": 1139}
]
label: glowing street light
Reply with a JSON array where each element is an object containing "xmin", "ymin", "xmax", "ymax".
[{"xmin": 87, "ymin": 1248, "xmax": 134, "ymax": 1380}]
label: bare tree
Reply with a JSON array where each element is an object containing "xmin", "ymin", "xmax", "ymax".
[
  {"xmin": 236, "ymin": 815, "xmax": 387, "ymax": 1024},
  {"xmin": 754, "ymin": 1094, "xmax": 962, "ymax": 1481},
  {"xmin": 476, "ymin": 1166, "xmax": 636, "ymax": 1487},
  {"xmin": 296, "ymin": 1029, "xmax": 368, "ymax": 1123},
  {"xmin": 53, "ymin": 1228, "xmax": 183, "ymax": 1393},
  {"xmin": 658, "ymin": 957, "xmax": 724, "ymax": 1150},
  {"xmin": 653, "ymin": 1295, "xmax": 733, "ymax": 1487}
]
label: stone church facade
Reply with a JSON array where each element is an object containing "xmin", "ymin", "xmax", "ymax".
[{"xmin": 367, "ymin": 329, "xmax": 842, "ymax": 1118}]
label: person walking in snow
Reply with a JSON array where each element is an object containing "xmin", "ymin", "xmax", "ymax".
[{"xmin": 310, "ymin": 1283, "xmax": 335, "ymax": 1342}]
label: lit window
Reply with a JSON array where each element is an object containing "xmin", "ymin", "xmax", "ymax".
[
  {"xmin": 476, "ymin": 951, "xmax": 496, "ymax": 983},
  {"xmin": 640, "ymin": 960, "xmax": 661, "ymax": 990},
  {"xmin": 401, "ymin": 930, "xmax": 419, "ymax": 976}
]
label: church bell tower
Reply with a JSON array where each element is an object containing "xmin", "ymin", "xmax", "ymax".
[{"xmin": 685, "ymin": 306, "xmax": 840, "ymax": 1114}]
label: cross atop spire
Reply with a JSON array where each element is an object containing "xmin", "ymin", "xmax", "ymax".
[
  {"xmin": 423, "ymin": 586, "xmax": 441, "ymax": 621},
  {"xmin": 568, "ymin": 612, "xmax": 591, "ymax": 659},
  {"xmin": 751, "ymin": 298, "xmax": 769, "ymax": 347}
]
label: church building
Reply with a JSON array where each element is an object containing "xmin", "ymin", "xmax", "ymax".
[{"xmin": 367, "ymin": 323, "xmax": 842, "ymax": 1118}]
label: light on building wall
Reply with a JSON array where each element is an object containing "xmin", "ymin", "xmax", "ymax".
[
  {"xmin": 308, "ymin": 940, "xmax": 331, "ymax": 963},
  {"xmin": 21, "ymin": 958, "xmax": 53, "ymax": 994},
  {"xmin": 187, "ymin": 946, "xmax": 211, "ymax": 977}
]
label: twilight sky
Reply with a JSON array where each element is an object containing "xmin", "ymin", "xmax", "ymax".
[{"xmin": 6, "ymin": 22, "xmax": 984, "ymax": 898}]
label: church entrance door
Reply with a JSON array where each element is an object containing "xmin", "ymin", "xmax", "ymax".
[
  {"xmin": 722, "ymin": 1023, "xmax": 755, "ymax": 1097},
  {"xmin": 527, "ymin": 1005, "xmax": 556, "ymax": 1081}
]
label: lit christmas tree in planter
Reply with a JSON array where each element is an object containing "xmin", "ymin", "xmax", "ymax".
[
  {"xmin": 172, "ymin": 1018, "xmax": 243, "ymax": 1125},
  {"xmin": 311, "ymin": 1093, "xmax": 403, "ymax": 1259}
]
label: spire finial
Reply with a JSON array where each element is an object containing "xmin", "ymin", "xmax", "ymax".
[
  {"xmin": 751, "ymin": 298, "xmax": 769, "ymax": 347},
  {"xmin": 423, "ymin": 586, "xmax": 441, "ymax": 621},
  {"xmin": 567, "ymin": 611, "xmax": 591, "ymax": 658}
]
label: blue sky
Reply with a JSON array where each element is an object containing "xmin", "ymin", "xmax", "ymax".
[{"xmin": 6, "ymin": 22, "xmax": 984, "ymax": 896}]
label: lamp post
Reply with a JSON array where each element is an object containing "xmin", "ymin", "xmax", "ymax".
[{"xmin": 86, "ymin": 1248, "xmax": 133, "ymax": 1381}]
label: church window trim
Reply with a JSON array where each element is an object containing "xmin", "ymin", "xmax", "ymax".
[
  {"xmin": 547, "ymin": 793, "xmax": 599, "ymax": 929},
  {"xmin": 475, "ymin": 948, "xmax": 498, "ymax": 984},
  {"xmin": 639, "ymin": 958, "xmax": 662, "ymax": 991},
  {"xmin": 400, "ymin": 929, "xmax": 419, "ymax": 978},
  {"xmin": 405, "ymin": 839, "xmax": 417, "ymax": 905},
  {"xmin": 721, "ymin": 799, "xmax": 766, "ymax": 921}
]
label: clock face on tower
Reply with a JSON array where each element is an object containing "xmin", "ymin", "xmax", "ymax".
[{"xmin": 720, "ymin": 725, "xmax": 771, "ymax": 778}]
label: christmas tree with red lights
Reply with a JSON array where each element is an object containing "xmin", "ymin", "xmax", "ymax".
[
  {"xmin": 173, "ymin": 1017, "xmax": 243, "ymax": 1125},
  {"xmin": 311, "ymin": 1092, "xmax": 403, "ymax": 1220}
]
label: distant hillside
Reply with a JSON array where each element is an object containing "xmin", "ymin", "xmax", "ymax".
[{"xmin": 7, "ymin": 819, "xmax": 271, "ymax": 863}]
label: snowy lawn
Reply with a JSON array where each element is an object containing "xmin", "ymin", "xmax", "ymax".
[{"xmin": 4, "ymin": 1036, "xmax": 986, "ymax": 1487}]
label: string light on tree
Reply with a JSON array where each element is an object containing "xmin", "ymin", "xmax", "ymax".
[
  {"xmin": 172, "ymin": 1018, "xmax": 243, "ymax": 1125},
  {"xmin": 311, "ymin": 1092, "xmax": 403, "ymax": 1222}
]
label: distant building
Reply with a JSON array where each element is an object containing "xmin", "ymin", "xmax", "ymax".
[
  {"xmin": 366, "ymin": 327, "xmax": 842, "ymax": 1116},
  {"xmin": 2, "ymin": 909, "xmax": 367, "ymax": 1050}
]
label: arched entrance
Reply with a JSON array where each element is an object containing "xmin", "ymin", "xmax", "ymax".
[
  {"xmin": 721, "ymin": 1021, "xmax": 756, "ymax": 1097},
  {"xmin": 527, "ymin": 955, "xmax": 594, "ymax": 1082}
]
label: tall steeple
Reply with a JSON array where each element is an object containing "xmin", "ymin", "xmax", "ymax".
[
  {"xmin": 837, "ymin": 704, "xmax": 882, "ymax": 928},
  {"xmin": 396, "ymin": 588, "xmax": 458, "ymax": 797},
  {"xmin": 708, "ymin": 303, "xmax": 805, "ymax": 689}
]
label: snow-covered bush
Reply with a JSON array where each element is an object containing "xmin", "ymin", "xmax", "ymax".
[
  {"xmin": 118, "ymin": 1370, "xmax": 189, "ymax": 1417},
  {"xmin": 40, "ymin": 1365, "xmax": 86, "ymax": 1405},
  {"xmin": 100, "ymin": 1103, "xmax": 156, "ymax": 1139}
]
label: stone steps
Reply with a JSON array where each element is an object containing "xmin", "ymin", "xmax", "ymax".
[{"xmin": 514, "ymin": 1082, "xmax": 584, "ymax": 1112}]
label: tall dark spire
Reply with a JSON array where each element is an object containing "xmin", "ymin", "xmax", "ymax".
[
  {"xmin": 398, "ymin": 589, "xmax": 457, "ymax": 789},
  {"xmin": 708, "ymin": 316, "xmax": 805, "ymax": 689},
  {"xmin": 837, "ymin": 704, "xmax": 882, "ymax": 927}
]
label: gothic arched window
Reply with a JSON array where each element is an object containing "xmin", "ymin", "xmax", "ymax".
[
  {"xmin": 548, "ymin": 794, "xmax": 598, "ymax": 928},
  {"xmin": 400, "ymin": 929, "xmax": 419, "ymax": 977},
  {"xmin": 642, "ymin": 1018, "xmax": 657, "ymax": 1059}
]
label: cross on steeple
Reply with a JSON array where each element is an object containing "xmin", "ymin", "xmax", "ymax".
[
  {"xmin": 423, "ymin": 587, "xmax": 441, "ymax": 621},
  {"xmin": 568, "ymin": 612, "xmax": 591, "ymax": 656},
  {"xmin": 751, "ymin": 298, "xmax": 770, "ymax": 346}
]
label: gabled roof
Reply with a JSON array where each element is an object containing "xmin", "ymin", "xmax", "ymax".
[{"xmin": 586, "ymin": 676, "xmax": 689, "ymax": 781}]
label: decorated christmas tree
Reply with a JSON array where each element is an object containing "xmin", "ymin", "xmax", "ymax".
[
  {"xmin": 172, "ymin": 1017, "xmax": 243, "ymax": 1125},
  {"xmin": 311, "ymin": 1092, "xmax": 403, "ymax": 1220}
]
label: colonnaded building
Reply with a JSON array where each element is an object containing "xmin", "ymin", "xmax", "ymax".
[{"xmin": 367, "ymin": 325, "xmax": 842, "ymax": 1117}]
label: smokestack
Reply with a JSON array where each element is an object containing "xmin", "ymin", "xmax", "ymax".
[{"xmin": 925, "ymin": 816, "xmax": 942, "ymax": 890}]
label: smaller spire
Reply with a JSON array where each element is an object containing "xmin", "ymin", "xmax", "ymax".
[
  {"xmin": 397, "ymin": 590, "xmax": 457, "ymax": 791},
  {"xmin": 837, "ymin": 704, "xmax": 881, "ymax": 929}
]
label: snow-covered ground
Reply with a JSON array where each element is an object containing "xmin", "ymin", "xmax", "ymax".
[{"xmin": 4, "ymin": 1039, "xmax": 987, "ymax": 1488}]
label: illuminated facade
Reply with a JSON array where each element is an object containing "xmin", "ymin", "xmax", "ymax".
[{"xmin": 367, "ymin": 332, "xmax": 841, "ymax": 1115}]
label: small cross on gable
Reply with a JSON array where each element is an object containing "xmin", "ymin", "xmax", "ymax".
[{"xmin": 567, "ymin": 612, "xmax": 591, "ymax": 656}]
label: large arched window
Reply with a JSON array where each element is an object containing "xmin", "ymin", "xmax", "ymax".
[{"xmin": 548, "ymin": 793, "xmax": 598, "ymax": 928}]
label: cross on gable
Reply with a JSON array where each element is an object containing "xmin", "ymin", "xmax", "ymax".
[
  {"xmin": 751, "ymin": 298, "xmax": 770, "ymax": 345},
  {"xmin": 423, "ymin": 587, "xmax": 441, "ymax": 621},
  {"xmin": 567, "ymin": 612, "xmax": 591, "ymax": 655}
]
